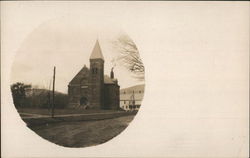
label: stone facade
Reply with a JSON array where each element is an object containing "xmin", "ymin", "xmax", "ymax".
[{"xmin": 68, "ymin": 40, "xmax": 120, "ymax": 109}]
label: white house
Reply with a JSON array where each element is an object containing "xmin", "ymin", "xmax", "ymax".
[{"xmin": 120, "ymin": 84, "xmax": 144, "ymax": 111}]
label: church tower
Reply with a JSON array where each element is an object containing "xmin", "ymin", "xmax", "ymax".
[{"xmin": 89, "ymin": 40, "xmax": 104, "ymax": 108}]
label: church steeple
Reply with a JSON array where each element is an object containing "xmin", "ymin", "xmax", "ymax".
[
  {"xmin": 89, "ymin": 40, "xmax": 104, "ymax": 108},
  {"xmin": 90, "ymin": 40, "xmax": 104, "ymax": 60}
]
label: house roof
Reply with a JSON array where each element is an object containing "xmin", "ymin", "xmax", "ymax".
[
  {"xmin": 120, "ymin": 84, "xmax": 145, "ymax": 94},
  {"xmin": 120, "ymin": 93, "xmax": 144, "ymax": 101},
  {"xmin": 120, "ymin": 84, "xmax": 145, "ymax": 101},
  {"xmin": 90, "ymin": 40, "xmax": 104, "ymax": 60}
]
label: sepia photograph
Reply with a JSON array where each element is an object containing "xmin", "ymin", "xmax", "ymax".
[{"xmin": 9, "ymin": 17, "xmax": 145, "ymax": 147}]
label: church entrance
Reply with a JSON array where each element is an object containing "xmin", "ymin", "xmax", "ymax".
[{"xmin": 80, "ymin": 97, "xmax": 88, "ymax": 106}]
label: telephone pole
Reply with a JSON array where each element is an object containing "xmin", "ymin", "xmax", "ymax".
[
  {"xmin": 47, "ymin": 79, "xmax": 52, "ymax": 111},
  {"xmin": 51, "ymin": 66, "xmax": 56, "ymax": 118}
]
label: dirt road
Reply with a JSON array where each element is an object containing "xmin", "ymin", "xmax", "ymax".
[{"xmin": 30, "ymin": 115, "xmax": 135, "ymax": 147}]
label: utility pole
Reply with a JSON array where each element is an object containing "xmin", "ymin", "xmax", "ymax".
[
  {"xmin": 51, "ymin": 66, "xmax": 56, "ymax": 118},
  {"xmin": 47, "ymin": 79, "xmax": 52, "ymax": 111}
]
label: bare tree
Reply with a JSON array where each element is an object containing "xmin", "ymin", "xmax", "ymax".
[{"xmin": 113, "ymin": 34, "xmax": 144, "ymax": 80}]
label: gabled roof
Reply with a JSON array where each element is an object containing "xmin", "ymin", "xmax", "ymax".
[
  {"xmin": 90, "ymin": 40, "xmax": 104, "ymax": 60},
  {"xmin": 120, "ymin": 84, "xmax": 145, "ymax": 101},
  {"xmin": 69, "ymin": 65, "xmax": 89, "ymax": 85}
]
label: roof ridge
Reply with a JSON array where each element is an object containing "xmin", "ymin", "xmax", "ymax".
[{"xmin": 69, "ymin": 66, "xmax": 89, "ymax": 84}]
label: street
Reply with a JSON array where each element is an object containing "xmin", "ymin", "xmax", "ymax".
[{"xmin": 29, "ymin": 115, "xmax": 135, "ymax": 147}]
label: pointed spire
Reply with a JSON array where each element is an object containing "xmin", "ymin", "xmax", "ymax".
[{"xmin": 90, "ymin": 40, "xmax": 104, "ymax": 60}]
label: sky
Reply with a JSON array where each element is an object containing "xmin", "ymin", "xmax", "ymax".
[{"xmin": 10, "ymin": 16, "xmax": 144, "ymax": 93}]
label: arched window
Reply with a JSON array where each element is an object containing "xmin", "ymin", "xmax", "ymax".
[{"xmin": 92, "ymin": 68, "xmax": 98, "ymax": 74}]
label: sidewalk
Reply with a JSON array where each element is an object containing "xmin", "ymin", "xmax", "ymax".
[
  {"xmin": 20, "ymin": 111, "xmax": 125, "ymax": 119},
  {"xmin": 20, "ymin": 111, "xmax": 137, "ymax": 127}
]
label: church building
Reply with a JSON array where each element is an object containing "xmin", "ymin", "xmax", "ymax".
[{"xmin": 68, "ymin": 40, "xmax": 120, "ymax": 110}]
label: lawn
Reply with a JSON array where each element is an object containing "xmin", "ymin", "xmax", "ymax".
[
  {"xmin": 29, "ymin": 115, "xmax": 135, "ymax": 147},
  {"xmin": 17, "ymin": 108, "xmax": 121, "ymax": 116}
]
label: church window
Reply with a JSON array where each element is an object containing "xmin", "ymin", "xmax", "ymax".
[
  {"xmin": 139, "ymin": 90, "xmax": 141, "ymax": 93},
  {"xmin": 92, "ymin": 68, "xmax": 98, "ymax": 74},
  {"xmin": 73, "ymin": 88, "xmax": 78, "ymax": 95},
  {"xmin": 81, "ymin": 78, "xmax": 88, "ymax": 85},
  {"xmin": 124, "ymin": 100, "xmax": 126, "ymax": 104}
]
